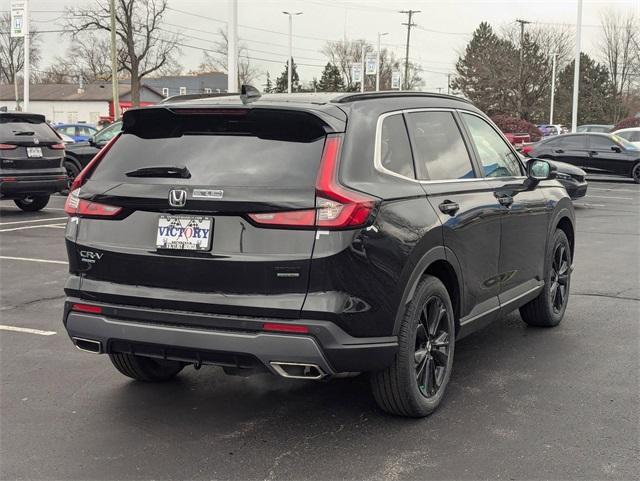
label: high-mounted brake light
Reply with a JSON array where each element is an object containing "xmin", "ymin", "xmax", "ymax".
[
  {"xmin": 0, "ymin": 143, "xmax": 17, "ymax": 150},
  {"xmin": 64, "ymin": 134, "xmax": 122, "ymax": 217},
  {"xmin": 247, "ymin": 135, "xmax": 377, "ymax": 230},
  {"xmin": 71, "ymin": 303, "xmax": 102, "ymax": 314}
]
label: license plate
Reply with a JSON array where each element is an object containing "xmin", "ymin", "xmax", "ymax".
[
  {"xmin": 156, "ymin": 215, "xmax": 212, "ymax": 251},
  {"xmin": 27, "ymin": 147, "xmax": 42, "ymax": 158}
]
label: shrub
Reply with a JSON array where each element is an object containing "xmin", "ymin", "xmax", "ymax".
[
  {"xmin": 611, "ymin": 116, "xmax": 640, "ymax": 132},
  {"xmin": 490, "ymin": 114, "xmax": 543, "ymax": 142}
]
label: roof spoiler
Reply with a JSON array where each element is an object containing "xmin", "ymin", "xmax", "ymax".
[{"xmin": 240, "ymin": 85, "xmax": 261, "ymax": 104}]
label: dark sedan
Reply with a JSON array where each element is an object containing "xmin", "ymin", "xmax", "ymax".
[{"xmin": 525, "ymin": 132, "xmax": 640, "ymax": 184}]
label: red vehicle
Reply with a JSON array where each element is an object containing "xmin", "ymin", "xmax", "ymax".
[{"xmin": 504, "ymin": 132, "xmax": 531, "ymax": 148}]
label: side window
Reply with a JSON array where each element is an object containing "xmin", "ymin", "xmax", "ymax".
[
  {"xmin": 406, "ymin": 111, "xmax": 475, "ymax": 180},
  {"xmin": 462, "ymin": 113, "xmax": 523, "ymax": 178},
  {"xmin": 95, "ymin": 122, "xmax": 121, "ymax": 144},
  {"xmin": 589, "ymin": 135, "xmax": 616, "ymax": 150},
  {"xmin": 378, "ymin": 114, "xmax": 415, "ymax": 178},
  {"xmin": 559, "ymin": 135, "xmax": 587, "ymax": 149}
]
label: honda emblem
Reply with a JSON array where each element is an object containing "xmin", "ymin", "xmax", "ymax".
[{"xmin": 168, "ymin": 189, "xmax": 187, "ymax": 207}]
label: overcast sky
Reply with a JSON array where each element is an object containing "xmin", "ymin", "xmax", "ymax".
[{"xmin": 6, "ymin": 0, "xmax": 640, "ymax": 91}]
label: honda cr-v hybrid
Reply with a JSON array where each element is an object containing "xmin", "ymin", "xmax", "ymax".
[{"xmin": 62, "ymin": 91, "xmax": 575, "ymax": 417}]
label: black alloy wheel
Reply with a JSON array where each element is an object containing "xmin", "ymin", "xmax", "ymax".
[
  {"xmin": 632, "ymin": 163, "xmax": 640, "ymax": 184},
  {"xmin": 549, "ymin": 243, "xmax": 570, "ymax": 314},
  {"xmin": 415, "ymin": 296, "xmax": 451, "ymax": 398}
]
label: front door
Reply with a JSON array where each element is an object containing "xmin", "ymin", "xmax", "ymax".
[{"xmin": 587, "ymin": 135, "xmax": 630, "ymax": 175}]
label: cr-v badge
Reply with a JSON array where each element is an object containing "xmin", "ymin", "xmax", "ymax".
[{"xmin": 168, "ymin": 189, "xmax": 187, "ymax": 207}]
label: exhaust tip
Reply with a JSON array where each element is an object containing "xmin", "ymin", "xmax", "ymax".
[
  {"xmin": 72, "ymin": 337, "xmax": 102, "ymax": 354},
  {"xmin": 270, "ymin": 362, "xmax": 326, "ymax": 380}
]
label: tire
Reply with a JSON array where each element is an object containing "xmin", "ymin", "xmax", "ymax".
[
  {"xmin": 370, "ymin": 275, "xmax": 455, "ymax": 417},
  {"xmin": 63, "ymin": 161, "xmax": 81, "ymax": 194},
  {"xmin": 14, "ymin": 195, "xmax": 50, "ymax": 212},
  {"xmin": 520, "ymin": 229, "xmax": 571, "ymax": 327},
  {"xmin": 109, "ymin": 353, "xmax": 185, "ymax": 382},
  {"xmin": 631, "ymin": 163, "xmax": 640, "ymax": 184}
]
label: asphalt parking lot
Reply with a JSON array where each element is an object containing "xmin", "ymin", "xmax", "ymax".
[{"xmin": 1, "ymin": 180, "xmax": 638, "ymax": 481}]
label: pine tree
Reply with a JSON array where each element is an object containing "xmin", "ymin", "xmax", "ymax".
[
  {"xmin": 317, "ymin": 62, "xmax": 345, "ymax": 92},
  {"xmin": 274, "ymin": 58, "xmax": 300, "ymax": 93},
  {"xmin": 263, "ymin": 72, "xmax": 273, "ymax": 93}
]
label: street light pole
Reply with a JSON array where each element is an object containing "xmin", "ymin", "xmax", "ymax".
[
  {"xmin": 228, "ymin": 0, "xmax": 238, "ymax": 93},
  {"xmin": 109, "ymin": 0, "xmax": 120, "ymax": 120},
  {"xmin": 376, "ymin": 32, "xmax": 388, "ymax": 92},
  {"xmin": 571, "ymin": 0, "xmax": 583, "ymax": 132},
  {"xmin": 22, "ymin": 0, "xmax": 30, "ymax": 112},
  {"xmin": 549, "ymin": 52, "xmax": 557, "ymax": 125},
  {"xmin": 283, "ymin": 11, "xmax": 302, "ymax": 94}
]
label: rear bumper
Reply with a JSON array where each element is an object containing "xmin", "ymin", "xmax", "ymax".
[
  {"xmin": 0, "ymin": 175, "xmax": 67, "ymax": 198},
  {"xmin": 62, "ymin": 299, "xmax": 398, "ymax": 375}
]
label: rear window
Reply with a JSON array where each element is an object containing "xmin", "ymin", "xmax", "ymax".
[
  {"xmin": 90, "ymin": 109, "xmax": 327, "ymax": 188},
  {"xmin": 0, "ymin": 115, "xmax": 60, "ymax": 143}
]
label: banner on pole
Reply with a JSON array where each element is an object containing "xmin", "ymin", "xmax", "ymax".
[
  {"xmin": 10, "ymin": 0, "xmax": 28, "ymax": 38},
  {"xmin": 365, "ymin": 55, "xmax": 377, "ymax": 75},
  {"xmin": 351, "ymin": 64, "xmax": 362, "ymax": 83},
  {"xmin": 391, "ymin": 71, "xmax": 401, "ymax": 89}
]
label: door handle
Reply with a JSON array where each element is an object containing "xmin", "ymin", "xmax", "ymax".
[
  {"xmin": 554, "ymin": 149, "xmax": 564, "ymax": 153},
  {"xmin": 495, "ymin": 193, "xmax": 514, "ymax": 208},
  {"xmin": 590, "ymin": 151, "xmax": 598, "ymax": 155},
  {"xmin": 438, "ymin": 200, "xmax": 459, "ymax": 216}
]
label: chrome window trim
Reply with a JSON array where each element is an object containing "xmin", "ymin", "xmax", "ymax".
[{"xmin": 373, "ymin": 107, "xmax": 486, "ymax": 184}]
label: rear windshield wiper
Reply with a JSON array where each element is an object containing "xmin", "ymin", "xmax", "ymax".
[
  {"xmin": 12, "ymin": 130, "xmax": 35, "ymax": 136},
  {"xmin": 126, "ymin": 166, "xmax": 191, "ymax": 178}
]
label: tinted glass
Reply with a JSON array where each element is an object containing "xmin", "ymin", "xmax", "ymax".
[
  {"xmin": 616, "ymin": 130, "xmax": 640, "ymax": 143},
  {"xmin": 406, "ymin": 111, "xmax": 474, "ymax": 180},
  {"xmin": 461, "ymin": 113, "xmax": 522, "ymax": 177},
  {"xmin": 0, "ymin": 116, "xmax": 59, "ymax": 142},
  {"xmin": 589, "ymin": 135, "xmax": 616, "ymax": 150},
  {"xmin": 379, "ymin": 114, "xmax": 415, "ymax": 178},
  {"xmin": 94, "ymin": 122, "xmax": 122, "ymax": 143},
  {"xmin": 90, "ymin": 112, "xmax": 326, "ymax": 188},
  {"xmin": 558, "ymin": 135, "xmax": 587, "ymax": 149}
]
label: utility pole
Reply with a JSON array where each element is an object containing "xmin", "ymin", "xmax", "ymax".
[
  {"xmin": 360, "ymin": 41, "xmax": 366, "ymax": 93},
  {"xmin": 515, "ymin": 18, "xmax": 531, "ymax": 119},
  {"xmin": 22, "ymin": 0, "xmax": 30, "ymax": 112},
  {"xmin": 376, "ymin": 32, "xmax": 388, "ymax": 92},
  {"xmin": 228, "ymin": 0, "xmax": 238, "ymax": 93},
  {"xmin": 549, "ymin": 52, "xmax": 557, "ymax": 124},
  {"xmin": 571, "ymin": 0, "xmax": 583, "ymax": 133},
  {"xmin": 399, "ymin": 9, "xmax": 420, "ymax": 90},
  {"xmin": 283, "ymin": 11, "xmax": 302, "ymax": 94},
  {"xmin": 447, "ymin": 73, "xmax": 451, "ymax": 95},
  {"xmin": 109, "ymin": 0, "xmax": 119, "ymax": 120}
]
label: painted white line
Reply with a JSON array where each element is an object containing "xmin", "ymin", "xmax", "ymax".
[
  {"xmin": 44, "ymin": 224, "xmax": 66, "ymax": 229},
  {"xmin": 589, "ymin": 188, "xmax": 638, "ymax": 193},
  {"xmin": 585, "ymin": 195, "xmax": 633, "ymax": 200},
  {"xmin": 0, "ymin": 255, "xmax": 67, "ymax": 265},
  {"xmin": 0, "ymin": 324, "xmax": 57, "ymax": 336},
  {"xmin": 0, "ymin": 216, "xmax": 67, "ymax": 226},
  {"xmin": 0, "ymin": 223, "xmax": 68, "ymax": 233},
  {"xmin": 44, "ymin": 207, "xmax": 67, "ymax": 211}
]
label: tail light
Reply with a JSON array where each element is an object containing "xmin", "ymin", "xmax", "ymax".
[
  {"xmin": 50, "ymin": 143, "xmax": 65, "ymax": 150},
  {"xmin": 65, "ymin": 134, "xmax": 122, "ymax": 217},
  {"xmin": 248, "ymin": 135, "xmax": 377, "ymax": 230},
  {"xmin": 522, "ymin": 145, "xmax": 533, "ymax": 156},
  {"xmin": 0, "ymin": 143, "xmax": 17, "ymax": 150}
]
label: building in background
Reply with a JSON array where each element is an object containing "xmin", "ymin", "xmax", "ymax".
[
  {"xmin": 0, "ymin": 83, "xmax": 164, "ymax": 124},
  {"xmin": 141, "ymin": 72, "xmax": 228, "ymax": 98}
]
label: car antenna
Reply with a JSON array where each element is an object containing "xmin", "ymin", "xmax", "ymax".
[{"xmin": 240, "ymin": 85, "xmax": 261, "ymax": 105}]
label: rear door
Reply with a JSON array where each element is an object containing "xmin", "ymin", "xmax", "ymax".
[
  {"xmin": 405, "ymin": 110, "xmax": 502, "ymax": 324},
  {"xmin": 71, "ymin": 107, "xmax": 336, "ymax": 318},
  {"xmin": 0, "ymin": 114, "xmax": 64, "ymax": 172}
]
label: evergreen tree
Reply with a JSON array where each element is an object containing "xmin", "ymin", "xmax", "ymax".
[
  {"xmin": 263, "ymin": 71, "xmax": 273, "ymax": 93},
  {"xmin": 274, "ymin": 58, "xmax": 300, "ymax": 93},
  {"xmin": 317, "ymin": 62, "xmax": 344, "ymax": 92}
]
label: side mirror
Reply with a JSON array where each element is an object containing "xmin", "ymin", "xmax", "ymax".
[
  {"xmin": 611, "ymin": 145, "xmax": 621, "ymax": 153},
  {"xmin": 88, "ymin": 136, "xmax": 97, "ymax": 147},
  {"xmin": 527, "ymin": 159, "xmax": 555, "ymax": 180}
]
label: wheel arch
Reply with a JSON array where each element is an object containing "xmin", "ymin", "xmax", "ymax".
[
  {"xmin": 393, "ymin": 246, "xmax": 463, "ymax": 336},
  {"xmin": 556, "ymin": 215, "xmax": 575, "ymax": 259},
  {"xmin": 63, "ymin": 154, "xmax": 82, "ymax": 171}
]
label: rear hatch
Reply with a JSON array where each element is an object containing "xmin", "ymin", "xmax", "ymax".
[
  {"xmin": 68, "ymin": 106, "xmax": 339, "ymax": 318},
  {"xmin": 0, "ymin": 113, "xmax": 64, "ymax": 172}
]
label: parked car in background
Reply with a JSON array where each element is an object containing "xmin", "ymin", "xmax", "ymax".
[
  {"xmin": 61, "ymin": 91, "xmax": 575, "ymax": 418},
  {"xmin": 0, "ymin": 112, "xmax": 67, "ymax": 211},
  {"xmin": 577, "ymin": 124, "xmax": 614, "ymax": 133},
  {"xmin": 503, "ymin": 132, "xmax": 530, "ymax": 149},
  {"xmin": 520, "ymin": 151, "xmax": 587, "ymax": 199},
  {"xmin": 54, "ymin": 123, "xmax": 98, "ymax": 142},
  {"xmin": 526, "ymin": 132, "xmax": 640, "ymax": 183},
  {"xmin": 612, "ymin": 127, "xmax": 640, "ymax": 148},
  {"xmin": 63, "ymin": 121, "xmax": 122, "ymax": 190}
]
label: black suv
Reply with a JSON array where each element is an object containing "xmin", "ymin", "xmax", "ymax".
[
  {"xmin": 0, "ymin": 112, "xmax": 67, "ymax": 211},
  {"xmin": 62, "ymin": 92, "xmax": 575, "ymax": 417}
]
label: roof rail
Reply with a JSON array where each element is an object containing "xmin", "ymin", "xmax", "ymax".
[
  {"xmin": 331, "ymin": 91, "xmax": 472, "ymax": 104},
  {"xmin": 159, "ymin": 92, "xmax": 237, "ymax": 104}
]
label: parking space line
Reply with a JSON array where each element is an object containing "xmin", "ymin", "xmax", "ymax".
[
  {"xmin": 0, "ymin": 216, "xmax": 67, "ymax": 226},
  {"xmin": 589, "ymin": 188, "xmax": 638, "ymax": 193},
  {"xmin": 0, "ymin": 324, "xmax": 57, "ymax": 336},
  {"xmin": 0, "ymin": 256, "xmax": 67, "ymax": 265},
  {"xmin": 585, "ymin": 195, "xmax": 633, "ymax": 200},
  {"xmin": 0, "ymin": 223, "xmax": 67, "ymax": 233}
]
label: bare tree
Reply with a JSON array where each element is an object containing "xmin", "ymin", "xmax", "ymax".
[
  {"xmin": 0, "ymin": 13, "xmax": 41, "ymax": 106},
  {"xmin": 321, "ymin": 40, "xmax": 371, "ymax": 91},
  {"xmin": 193, "ymin": 28, "xmax": 258, "ymax": 87},
  {"xmin": 598, "ymin": 8, "xmax": 639, "ymax": 122},
  {"xmin": 65, "ymin": 0, "xmax": 181, "ymax": 106}
]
